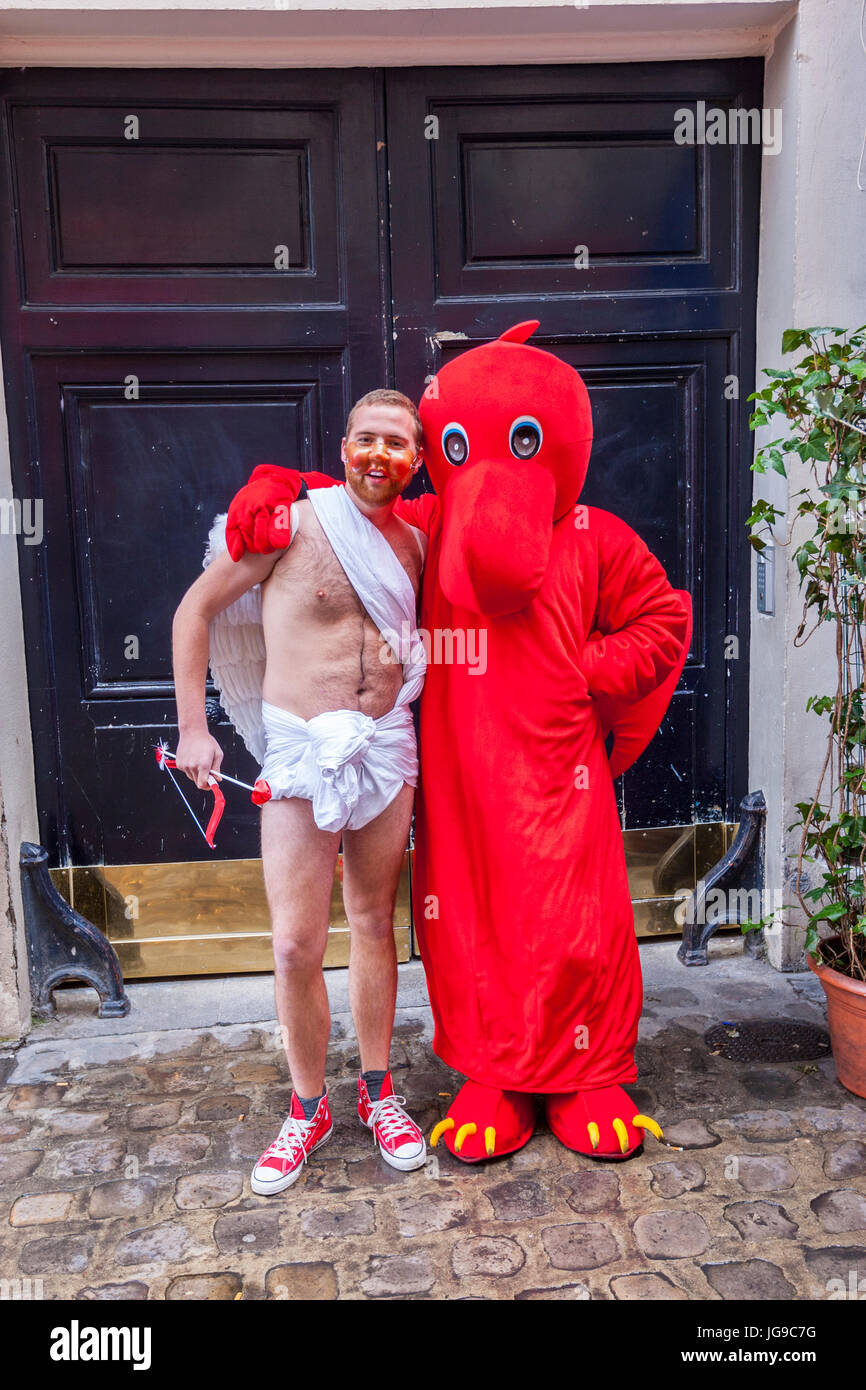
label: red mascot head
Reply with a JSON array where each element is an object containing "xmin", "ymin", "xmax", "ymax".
[{"xmin": 418, "ymin": 321, "xmax": 592, "ymax": 616}]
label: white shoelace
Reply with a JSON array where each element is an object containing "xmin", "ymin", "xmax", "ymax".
[
  {"xmin": 267, "ymin": 1113, "xmax": 314, "ymax": 1166},
  {"xmin": 367, "ymin": 1094, "xmax": 419, "ymax": 1142}
]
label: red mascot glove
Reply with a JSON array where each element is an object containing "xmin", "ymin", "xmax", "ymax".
[{"xmin": 225, "ymin": 466, "xmax": 341, "ymax": 561}]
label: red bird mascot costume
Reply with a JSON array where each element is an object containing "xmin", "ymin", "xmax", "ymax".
[{"xmin": 225, "ymin": 322, "xmax": 692, "ymax": 1162}]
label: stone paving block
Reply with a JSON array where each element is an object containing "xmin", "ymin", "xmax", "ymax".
[
  {"xmin": 20, "ymin": 1233, "xmax": 96, "ymax": 1275},
  {"xmin": 265, "ymin": 1262, "xmax": 339, "ymax": 1300},
  {"xmin": 62, "ymin": 1038, "xmax": 142, "ymax": 1068},
  {"xmin": 802, "ymin": 1105, "xmax": 866, "ymax": 1134},
  {"xmin": 197, "ymin": 1094, "xmax": 251, "ymax": 1123},
  {"xmin": 6, "ymin": 1049, "xmax": 72, "ymax": 1084},
  {"xmin": 661, "ymin": 1119, "xmax": 720, "ymax": 1149},
  {"xmin": 8, "ymin": 1084, "xmax": 69, "ymax": 1111},
  {"xmin": 701, "ymin": 1258, "xmax": 797, "ymax": 1300},
  {"xmin": 811, "ymin": 1189, "xmax": 866, "ymax": 1234},
  {"xmin": 649, "ymin": 1160, "xmax": 706, "ymax": 1198},
  {"xmin": 142, "ymin": 1063, "xmax": 216, "ymax": 1095},
  {"xmin": 150, "ymin": 1032, "xmax": 205, "ymax": 1058},
  {"xmin": 610, "ymin": 1272, "xmax": 688, "ymax": 1300},
  {"xmin": 88, "ymin": 1177, "xmax": 159, "ymax": 1221},
  {"xmin": 51, "ymin": 1138, "xmax": 127, "ymax": 1178},
  {"xmin": 484, "ymin": 1179, "xmax": 552, "ymax": 1222},
  {"xmin": 557, "ymin": 1170, "xmax": 620, "ymax": 1213},
  {"xmin": 43, "ymin": 1109, "xmax": 110, "ymax": 1137},
  {"xmin": 633, "ymin": 1210, "xmax": 711, "ymax": 1259},
  {"xmin": 0, "ymin": 1148, "xmax": 43, "ymax": 1181},
  {"xmin": 345, "ymin": 1156, "xmax": 407, "ymax": 1187},
  {"xmin": 393, "ymin": 1192, "xmax": 467, "ymax": 1236},
  {"xmin": 802, "ymin": 1244, "xmax": 866, "ymax": 1296},
  {"xmin": 0, "ymin": 1117, "xmax": 30, "ymax": 1143},
  {"xmin": 300, "ymin": 1201, "xmax": 375, "ymax": 1239},
  {"xmin": 202, "ymin": 1026, "xmax": 267, "ymax": 1053},
  {"xmin": 78, "ymin": 1282, "xmax": 149, "ymax": 1300},
  {"xmin": 127, "ymin": 1100, "xmax": 183, "ymax": 1130},
  {"xmin": 541, "ymin": 1221, "xmax": 619, "ymax": 1270},
  {"xmin": 165, "ymin": 1272, "xmax": 243, "ymax": 1300},
  {"xmin": 213, "ymin": 1209, "xmax": 281, "ymax": 1255},
  {"xmin": 824, "ymin": 1140, "xmax": 866, "ymax": 1179},
  {"xmin": 361, "ymin": 1252, "xmax": 434, "ymax": 1298},
  {"xmin": 173, "ymin": 1172, "xmax": 245, "ymax": 1209},
  {"xmin": 516, "ymin": 1282, "xmax": 591, "ymax": 1299},
  {"xmin": 225, "ymin": 1119, "xmax": 280, "ymax": 1161},
  {"xmin": 227, "ymin": 1062, "xmax": 281, "ymax": 1084},
  {"xmin": 113, "ymin": 1219, "xmax": 210, "ymax": 1266},
  {"xmin": 452, "ymin": 1235, "xmax": 526, "ymax": 1278},
  {"xmin": 728, "ymin": 1109, "xmax": 798, "ymax": 1142},
  {"xmin": 10, "ymin": 1191, "xmax": 75, "ymax": 1225},
  {"xmin": 723, "ymin": 1200, "xmax": 798, "ymax": 1240},
  {"xmin": 732, "ymin": 1154, "xmax": 797, "ymax": 1192},
  {"xmin": 146, "ymin": 1132, "xmax": 210, "ymax": 1166}
]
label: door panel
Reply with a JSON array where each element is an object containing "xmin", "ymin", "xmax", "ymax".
[
  {"xmin": 1, "ymin": 69, "xmax": 388, "ymax": 870},
  {"xmin": 386, "ymin": 61, "xmax": 762, "ymax": 827}
]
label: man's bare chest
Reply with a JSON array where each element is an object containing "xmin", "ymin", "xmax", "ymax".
[{"xmin": 262, "ymin": 502, "xmax": 420, "ymax": 627}]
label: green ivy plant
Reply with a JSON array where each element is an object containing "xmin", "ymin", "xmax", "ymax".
[{"xmin": 745, "ymin": 326, "xmax": 866, "ymax": 981}]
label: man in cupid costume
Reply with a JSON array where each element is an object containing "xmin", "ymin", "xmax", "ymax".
[
  {"xmin": 225, "ymin": 323, "xmax": 693, "ymax": 1165},
  {"xmin": 172, "ymin": 389, "xmax": 430, "ymax": 1193}
]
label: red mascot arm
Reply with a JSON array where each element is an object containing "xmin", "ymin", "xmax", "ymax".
[
  {"xmin": 225, "ymin": 465, "xmax": 340, "ymax": 560},
  {"xmin": 225, "ymin": 467, "xmax": 438, "ymax": 561},
  {"xmin": 582, "ymin": 511, "xmax": 693, "ymax": 781}
]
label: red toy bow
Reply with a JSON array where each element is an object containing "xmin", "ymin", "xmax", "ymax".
[{"xmin": 154, "ymin": 742, "xmax": 271, "ymax": 849}]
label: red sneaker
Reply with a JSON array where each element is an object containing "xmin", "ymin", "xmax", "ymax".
[
  {"xmin": 358, "ymin": 1072, "xmax": 426, "ymax": 1172},
  {"xmin": 251, "ymin": 1089, "xmax": 333, "ymax": 1195}
]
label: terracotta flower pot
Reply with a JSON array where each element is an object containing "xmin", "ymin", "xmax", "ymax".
[{"xmin": 808, "ymin": 938, "xmax": 866, "ymax": 1098}]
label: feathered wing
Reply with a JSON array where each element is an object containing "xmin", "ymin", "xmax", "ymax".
[{"xmin": 202, "ymin": 511, "xmax": 277, "ymax": 764}]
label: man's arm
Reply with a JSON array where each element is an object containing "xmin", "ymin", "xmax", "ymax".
[{"xmin": 172, "ymin": 548, "xmax": 278, "ymax": 786}]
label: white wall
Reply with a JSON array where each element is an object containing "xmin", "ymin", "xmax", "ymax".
[{"xmin": 750, "ymin": 0, "xmax": 866, "ymax": 968}]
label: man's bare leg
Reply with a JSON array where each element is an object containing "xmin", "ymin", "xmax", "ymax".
[
  {"xmin": 261, "ymin": 796, "xmax": 341, "ymax": 1097},
  {"xmin": 341, "ymin": 782, "xmax": 415, "ymax": 1073}
]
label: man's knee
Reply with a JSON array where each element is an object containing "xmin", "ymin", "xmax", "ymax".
[
  {"xmin": 346, "ymin": 902, "xmax": 397, "ymax": 942},
  {"xmin": 271, "ymin": 922, "xmax": 327, "ymax": 974}
]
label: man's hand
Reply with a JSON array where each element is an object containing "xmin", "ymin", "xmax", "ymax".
[
  {"xmin": 175, "ymin": 730, "xmax": 224, "ymax": 791},
  {"xmin": 225, "ymin": 465, "xmax": 303, "ymax": 561}
]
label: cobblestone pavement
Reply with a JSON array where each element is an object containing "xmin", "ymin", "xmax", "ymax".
[{"xmin": 1, "ymin": 942, "xmax": 865, "ymax": 1300}]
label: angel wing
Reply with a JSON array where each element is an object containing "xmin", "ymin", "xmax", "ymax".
[{"xmin": 202, "ymin": 508, "xmax": 296, "ymax": 764}]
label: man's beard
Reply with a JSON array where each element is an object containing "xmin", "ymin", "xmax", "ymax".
[{"xmin": 345, "ymin": 466, "xmax": 405, "ymax": 506}]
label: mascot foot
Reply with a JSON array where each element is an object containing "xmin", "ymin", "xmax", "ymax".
[
  {"xmin": 430, "ymin": 1081, "xmax": 536, "ymax": 1163},
  {"xmin": 546, "ymin": 1086, "xmax": 663, "ymax": 1160}
]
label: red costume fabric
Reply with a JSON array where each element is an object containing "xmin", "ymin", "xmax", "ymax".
[{"xmin": 226, "ymin": 322, "xmax": 692, "ymax": 1144}]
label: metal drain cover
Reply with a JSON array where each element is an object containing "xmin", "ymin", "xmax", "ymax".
[{"xmin": 704, "ymin": 1019, "xmax": 831, "ymax": 1063}]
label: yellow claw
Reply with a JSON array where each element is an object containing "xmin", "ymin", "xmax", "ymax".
[
  {"xmin": 633, "ymin": 1114, "xmax": 663, "ymax": 1142},
  {"xmin": 484, "ymin": 1126, "xmax": 496, "ymax": 1157},
  {"xmin": 612, "ymin": 1117, "xmax": 630, "ymax": 1153},
  {"xmin": 587, "ymin": 1121, "xmax": 600, "ymax": 1151},
  {"xmin": 430, "ymin": 1118, "xmax": 455, "ymax": 1147},
  {"xmin": 454, "ymin": 1122, "xmax": 478, "ymax": 1153}
]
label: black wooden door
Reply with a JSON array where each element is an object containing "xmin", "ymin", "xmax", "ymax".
[
  {"xmin": 1, "ymin": 61, "xmax": 760, "ymax": 870},
  {"xmin": 386, "ymin": 60, "xmax": 762, "ymax": 830},
  {"xmin": 0, "ymin": 69, "xmax": 389, "ymax": 864}
]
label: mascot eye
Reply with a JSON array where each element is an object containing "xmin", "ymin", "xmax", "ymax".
[
  {"xmin": 509, "ymin": 416, "xmax": 543, "ymax": 460},
  {"xmin": 442, "ymin": 422, "xmax": 469, "ymax": 467}
]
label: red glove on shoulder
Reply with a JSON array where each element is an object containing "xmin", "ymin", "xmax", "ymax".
[{"xmin": 225, "ymin": 466, "xmax": 340, "ymax": 561}]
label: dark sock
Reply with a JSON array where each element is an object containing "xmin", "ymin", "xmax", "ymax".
[
  {"xmin": 297, "ymin": 1089, "xmax": 325, "ymax": 1121},
  {"xmin": 361, "ymin": 1069, "xmax": 389, "ymax": 1102}
]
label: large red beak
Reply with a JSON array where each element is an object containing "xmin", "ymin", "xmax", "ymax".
[{"xmin": 438, "ymin": 460, "xmax": 556, "ymax": 616}]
